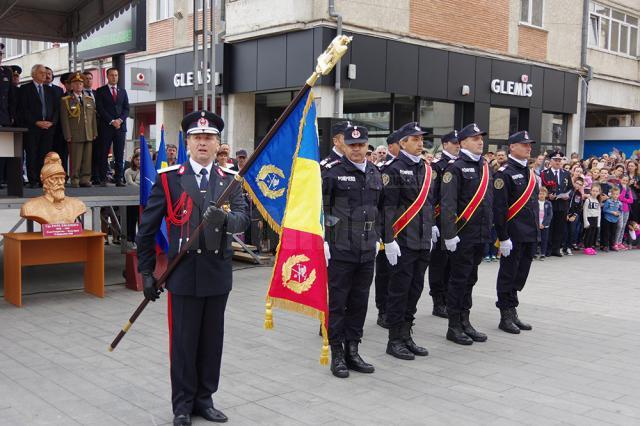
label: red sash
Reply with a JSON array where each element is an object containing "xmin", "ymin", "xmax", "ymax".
[
  {"xmin": 455, "ymin": 162, "xmax": 489, "ymax": 227},
  {"xmin": 507, "ymin": 170, "xmax": 536, "ymax": 221},
  {"xmin": 392, "ymin": 164, "xmax": 432, "ymax": 238}
]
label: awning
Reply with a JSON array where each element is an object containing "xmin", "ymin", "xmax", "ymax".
[{"xmin": 0, "ymin": 0, "xmax": 140, "ymax": 42}]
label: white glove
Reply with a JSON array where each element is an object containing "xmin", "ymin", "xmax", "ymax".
[
  {"xmin": 375, "ymin": 241, "xmax": 382, "ymax": 256},
  {"xmin": 431, "ymin": 226, "xmax": 440, "ymax": 243},
  {"xmin": 444, "ymin": 236, "xmax": 460, "ymax": 252},
  {"xmin": 499, "ymin": 239, "xmax": 513, "ymax": 257},
  {"xmin": 583, "ymin": 222, "xmax": 590, "ymax": 229},
  {"xmin": 385, "ymin": 240, "xmax": 401, "ymax": 266},
  {"xmin": 323, "ymin": 241, "xmax": 331, "ymax": 266}
]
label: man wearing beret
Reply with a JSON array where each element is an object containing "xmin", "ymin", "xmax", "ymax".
[
  {"xmin": 137, "ymin": 111, "xmax": 249, "ymax": 426},
  {"xmin": 493, "ymin": 131, "xmax": 537, "ymax": 334},
  {"xmin": 381, "ymin": 121, "xmax": 434, "ymax": 360},
  {"xmin": 440, "ymin": 123, "xmax": 493, "ymax": 346},
  {"xmin": 320, "ymin": 121, "xmax": 348, "ymax": 169},
  {"xmin": 427, "ymin": 130, "xmax": 460, "ymax": 319},
  {"xmin": 322, "ymin": 124, "xmax": 382, "ymax": 378}
]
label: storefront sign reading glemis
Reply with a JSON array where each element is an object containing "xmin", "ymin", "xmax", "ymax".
[
  {"xmin": 490, "ymin": 75, "xmax": 533, "ymax": 97},
  {"xmin": 173, "ymin": 69, "xmax": 212, "ymax": 87}
]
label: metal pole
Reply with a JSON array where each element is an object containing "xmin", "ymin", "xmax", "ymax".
[
  {"xmin": 193, "ymin": 0, "xmax": 199, "ymax": 109},
  {"xmin": 210, "ymin": 0, "xmax": 216, "ymax": 114},
  {"xmin": 202, "ymin": 0, "xmax": 209, "ymax": 111}
]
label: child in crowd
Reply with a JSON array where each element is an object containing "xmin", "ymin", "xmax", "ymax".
[
  {"xmin": 565, "ymin": 176, "xmax": 585, "ymax": 254},
  {"xmin": 583, "ymin": 169, "xmax": 593, "ymax": 194},
  {"xmin": 601, "ymin": 187, "xmax": 622, "ymax": 252},
  {"xmin": 538, "ymin": 186, "xmax": 553, "ymax": 260},
  {"xmin": 616, "ymin": 175, "xmax": 633, "ymax": 249},
  {"xmin": 598, "ymin": 168, "xmax": 611, "ymax": 202},
  {"xmin": 628, "ymin": 221, "xmax": 640, "ymax": 248},
  {"xmin": 583, "ymin": 183, "xmax": 601, "ymax": 255}
]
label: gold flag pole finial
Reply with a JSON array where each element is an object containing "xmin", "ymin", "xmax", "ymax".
[{"xmin": 306, "ymin": 35, "xmax": 353, "ymax": 87}]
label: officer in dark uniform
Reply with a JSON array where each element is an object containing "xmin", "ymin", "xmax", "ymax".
[
  {"xmin": 381, "ymin": 122, "xmax": 434, "ymax": 360},
  {"xmin": 10, "ymin": 65, "xmax": 21, "ymax": 87},
  {"xmin": 441, "ymin": 123, "xmax": 493, "ymax": 346},
  {"xmin": 374, "ymin": 129, "xmax": 399, "ymax": 328},
  {"xmin": 0, "ymin": 43, "xmax": 16, "ymax": 126},
  {"xmin": 137, "ymin": 111, "xmax": 249, "ymax": 426},
  {"xmin": 428, "ymin": 130, "xmax": 460, "ymax": 318},
  {"xmin": 320, "ymin": 121, "xmax": 349, "ymax": 169},
  {"xmin": 322, "ymin": 125, "xmax": 382, "ymax": 378},
  {"xmin": 494, "ymin": 131, "xmax": 537, "ymax": 334},
  {"xmin": 541, "ymin": 150, "xmax": 572, "ymax": 257}
]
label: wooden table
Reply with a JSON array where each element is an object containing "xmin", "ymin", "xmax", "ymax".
[{"xmin": 2, "ymin": 230, "xmax": 105, "ymax": 307}]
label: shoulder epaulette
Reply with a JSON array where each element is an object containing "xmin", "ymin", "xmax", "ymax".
[
  {"xmin": 325, "ymin": 159, "xmax": 341, "ymax": 169},
  {"xmin": 219, "ymin": 166, "xmax": 239, "ymax": 175},
  {"xmin": 320, "ymin": 158, "xmax": 329, "ymax": 166},
  {"xmin": 498, "ymin": 166, "xmax": 507, "ymax": 172},
  {"xmin": 157, "ymin": 164, "xmax": 181, "ymax": 174},
  {"xmin": 62, "ymin": 95, "xmax": 71, "ymax": 100},
  {"xmin": 448, "ymin": 159, "xmax": 455, "ymax": 164}
]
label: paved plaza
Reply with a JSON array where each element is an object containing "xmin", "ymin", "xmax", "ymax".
[{"xmin": 1, "ymin": 237, "xmax": 640, "ymax": 425}]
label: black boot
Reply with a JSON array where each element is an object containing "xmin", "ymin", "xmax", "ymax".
[
  {"xmin": 345, "ymin": 341, "xmax": 375, "ymax": 373},
  {"xmin": 330, "ymin": 344, "xmax": 349, "ymax": 378},
  {"xmin": 511, "ymin": 308, "xmax": 532, "ymax": 330},
  {"xmin": 446, "ymin": 313, "xmax": 473, "ymax": 345},
  {"xmin": 460, "ymin": 310, "xmax": 487, "ymax": 342},
  {"xmin": 498, "ymin": 308, "xmax": 520, "ymax": 334},
  {"xmin": 402, "ymin": 322, "xmax": 429, "ymax": 356},
  {"xmin": 386, "ymin": 325, "xmax": 415, "ymax": 360},
  {"xmin": 432, "ymin": 295, "xmax": 448, "ymax": 318},
  {"xmin": 377, "ymin": 312, "xmax": 389, "ymax": 329}
]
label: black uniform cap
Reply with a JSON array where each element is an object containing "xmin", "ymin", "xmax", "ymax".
[
  {"xmin": 331, "ymin": 121, "xmax": 352, "ymax": 137},
  {"xmin": 441, "ymin": 130, "xmax": 459, "ymax": 144},
  {"xmin": 181, "ymin": 111, "xmax": 224, "ymax": 135},
  {"xmin": 508, "ymin": 130, "xmax": 535, "ymax": 145},
  {"xmin": 396, "ymin": 121, "xmax": 428, "ymax": 141},
  {"xmin": 457, "ymin": 123, "xmax": 487, "ymax": 141},
  {"xmin": 343, "ymin": 125, "xmax": 369, "ymax": 145}
]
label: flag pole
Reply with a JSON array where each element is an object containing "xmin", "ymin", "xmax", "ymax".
[{"xmin": 108, "ymin": 35, "xmax": 352, "ymax": 352}]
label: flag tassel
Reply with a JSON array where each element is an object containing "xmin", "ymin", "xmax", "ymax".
[
  {"xmin": 264, "ymin": 300, "xmax": 274, "ymax": 329},
  {"xmin": 319, "ymin": 321, "xmax": 329, "ymax": 366}
]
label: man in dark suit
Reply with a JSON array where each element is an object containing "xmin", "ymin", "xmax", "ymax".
[
  {"xmin": 541, "ymin": 150, "xmax": 572, "ymax": 257},
  {"xmin": 137, "ymin": 111, "xmax": 249, "ymax": 426},
  {"xmin": 18, "ymin": 64, "xmax": 59, "ymax": 187},
  {"xmin": 95, "ymin": 67, "xmax": 129, "ymax": 186}
]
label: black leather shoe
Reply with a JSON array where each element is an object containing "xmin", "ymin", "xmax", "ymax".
[
  {"xmin": 499, "ymin": 308, "xmax": 520, "ymax": 334},
  {"xmin": 386, "ymin": 326, "xmax": 415, "ymax": 360},
  {"xmin": 432, "ymin": 296, "xmax": 448, "ymax": 318},
  {"xmin": 460, "ymin": 311, "xmax": 487, "ymax": 342},
  {"xmin": 195, "ymin": 407, "xmax": 228, "ymax": 423},
  {"xmin": 512, "ymin": 308, "xmax": 532, "ymax": 330},
  {"xmin": 377, "ymin": 312, "xmax": 389, "ymax": 329},
  {"xmin": 550, "ymin": 251, "xmax": 563, "ymax": 257},
  {"xmin": 402, "ymin": 322, "xmax": 429, "ymax": 356},
  {"xmin": 345, "ymin": 341, "xmax": 374, "ymax": 373},
  {"xmin": 446, "ymin": 313, "xmax": 473, "ymax": 345},
  {"xmin": 173, "ymin": 414, "xmax": 192, "ymax": 426},
  {"xmin": 116, "ymin": 181, "xmax": 126, "ymax": 187},
  {"xmin": 330, "ymin": 344, "xmax": 349, "ymax": 378}
]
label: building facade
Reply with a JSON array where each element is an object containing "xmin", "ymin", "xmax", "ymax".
[{"xmin": 2, "ymin": 0, "xmax": 639, "ymax": 158}]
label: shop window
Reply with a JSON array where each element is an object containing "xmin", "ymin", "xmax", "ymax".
[
  {"xmin": 419, "ymin": 100, "xmax": 455, "ymax": 153},
  {"xmin": 489, "ymin": 107, "xmax": 518, "ymax": 141},
  {"xmin": 255, "ymin": 91, "xmax": 294, "ymax": 145},
  {"xmin": 343, "ymin": 89, "xmax": 391, "ymax": 148},
  {"xmin": 393, "ymin": 96, "xmax": 416, "ymax": 130},
  {"xmin": 541, "ymin": 113, "xmax": 567, "ymax": 148},
  {"xmin": 520, "ymin": 0, "xmax": 543, "ymax": 28}
]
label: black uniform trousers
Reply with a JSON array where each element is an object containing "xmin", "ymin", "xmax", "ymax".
[
  {"xmin": 24, "ymin": 127, "xmax": 55, "ymax": 185},
  {"xmin": 328, "ymin": 259, "xmax": 374, "ymax": 345},
  {"xmin": 374, "ymin": 251, "xmax": 389, "ymax": 314},
  {"xmin": 447, "ymin": 242, "xmax": 484, "ymax": 315},
  {"xmin": 385, "ymin": 247, "xmax": 430, "ymax": 327},
  {"xmin": 168, "ymin": 291, "xmax": 228, "ymax": 416},
  {"xmin": 98, "ymin": 125, "xmax": 125, "ymax": 182},
  {"xmin": 495, "ymin": 242, "xmax": 536, "ymax": 309},
  {"xmin": 549, "ymin": 210, "xmax": 567, "ymax": 254},
  {"xmin": 427, "ymin": 242, "xmax": 450, "ymax": 299}
]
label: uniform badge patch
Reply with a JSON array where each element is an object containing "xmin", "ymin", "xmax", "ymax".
[
  {"xmin": 442, "ymin": 172, "xmax": 453, "ymax": 184},
  {"xmin": 494, "ymin": 178, "xmax": 505, "ymax": 189},
  {"xmin": 382, "ymin": 174, "xmax": 390, "ymax": 186},
  {"xmin": 432, "ymin": 170, "xmax": 438, "ymax": 181}
]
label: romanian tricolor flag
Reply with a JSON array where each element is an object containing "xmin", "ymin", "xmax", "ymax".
[
  {"xmin": 155, "ymin": 125, "xmax": 168, "ymax": 170},
  {"xmin": 261, "ymin": 90, "xmax": 330, "ymax": 364}
]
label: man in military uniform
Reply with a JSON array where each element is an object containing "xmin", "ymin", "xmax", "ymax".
[
  {"xmin": 0, "ymin": 43, "xmax": 16, "ymax": 126},
  {"xmin": 60, "ymin": 72, "xmax": 98, "ymax": 187},
  {"xmin": 320, "ymin": 121, "xmax": 348, "ymax": 169},
  {"xmin": 322, "ymin": 124, "xmax": 382, "ymax": 378},
  {"xmin": 137, "ymin": 111, "xmax": 249, "ymax": 426},
  {"xmin": 441, "ymin": 123, "xmax": 493, "ymax": 346},
  {"xmin": 374, "ymin": 130, "xmax": 399, "ymax": 328},
  {"xmin": 381, "ymin": 122, "xmax": 434, "ymax": 360},
  {"xmin": 493, "ymin": 131, "xmax": 537, "ymax": 334},
  {"xmin": 10, "ymin": 65, "xmax": 21, "ymax": 87},
  {"xmin": 541, "ymin": 150, "xmax": 572, "ymax": 257},
  {"xmin": 428, "ymin": 130, "xmax": 460, "ymax": 319}
]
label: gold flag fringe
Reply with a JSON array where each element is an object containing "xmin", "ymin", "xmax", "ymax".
[{"xmin": 264, "ymin": 300, "xmax": 274, "ymax": 329}]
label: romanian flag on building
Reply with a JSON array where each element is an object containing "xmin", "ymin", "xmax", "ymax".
[
  {"xmin": 246, "ymin": 90, "xmax": 329, "ymax": 364},
  {"xmin": 241, "ymin": 94, "xmax": 308, "ymax": 232}
]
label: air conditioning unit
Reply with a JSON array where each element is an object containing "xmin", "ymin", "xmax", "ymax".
[{"xmin": 607, "ymin": 114, "xmax": 632, "ymax": 127}]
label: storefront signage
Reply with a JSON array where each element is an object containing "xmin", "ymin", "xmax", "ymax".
[
  {"xmin": 42, "ymin": 223, "xmax": 83, "ymax": 237},
  {"xmin": 491, "ymin": 75, "xmax": 533, "ymax": 97},
  {"xmin": 131, "ymin": 67, "xmax": 152, "ymax": 91},
  {"xmin": 173, "ymin": 69, "xmax": 212, "ymax": 88}
]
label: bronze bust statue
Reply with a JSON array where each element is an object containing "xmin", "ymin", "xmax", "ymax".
[{"xmin": 20, "ymin": 152, "xmax": 86, "ymax": 224}]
